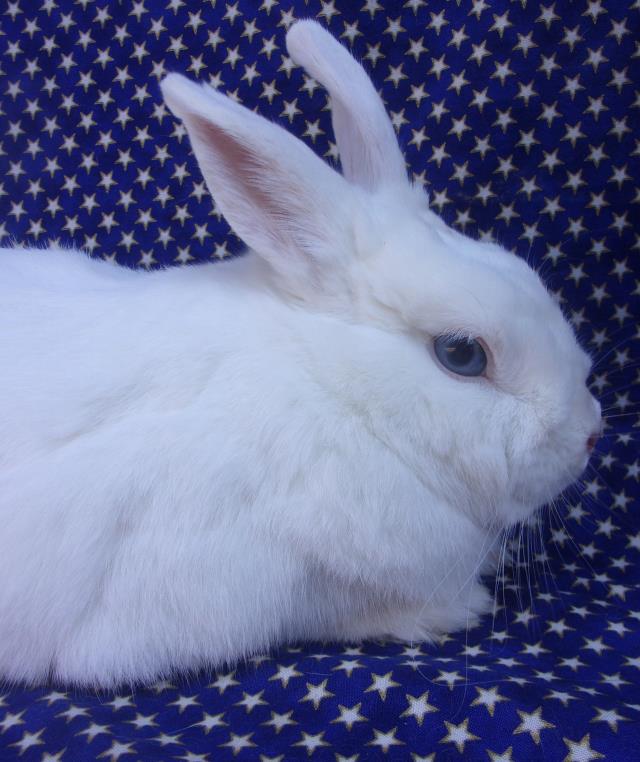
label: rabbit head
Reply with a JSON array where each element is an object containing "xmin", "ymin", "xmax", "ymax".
[{"xmin": 161, "ymin": 20, "xmax": 601, "ymax": 531}]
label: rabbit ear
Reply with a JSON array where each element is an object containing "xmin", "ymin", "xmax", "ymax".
[
  {"xmin": 161, "ymin": 73, "xmax": 352, "ymax": 297},
  {"xmin": 286, "ymin": 20, "xmax": 407, "ymax": 192}
]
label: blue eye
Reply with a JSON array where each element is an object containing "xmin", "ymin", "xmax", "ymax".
[{"xmin": 434, "ymin": 335, "xmax": 487, "ymax": 377}]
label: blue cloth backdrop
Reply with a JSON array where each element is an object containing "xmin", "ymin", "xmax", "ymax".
[{"xmin": 0, "ymin": 0, "xmax": 639, "ymax": 760}]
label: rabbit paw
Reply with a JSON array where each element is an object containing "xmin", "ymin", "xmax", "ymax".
[{"xmin": 343, "ymin": 584, "xmax": 492, "ymax": 645}]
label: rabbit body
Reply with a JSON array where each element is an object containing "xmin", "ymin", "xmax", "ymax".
[
  {"xmin": 0, "ymin": 246, "xmax": 490, "ymax": 687},
  {"xmin": 0, "ymin": 21, "xmax": 599, "ymax": 687}
]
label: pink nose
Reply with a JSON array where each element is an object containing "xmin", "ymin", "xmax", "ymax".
[{"xmin": 586, "ymin": 432, "xmax": 599, "ymax": 452}]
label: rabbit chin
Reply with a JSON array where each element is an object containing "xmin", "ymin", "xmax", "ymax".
[{"xmin": 501, "ymin": 457, "xmax": 589, "ymax": 528}]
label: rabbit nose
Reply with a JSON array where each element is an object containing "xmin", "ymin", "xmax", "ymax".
[
  {"xmin": 586, "ymin": 399, "xmax": 602, "ymax": 454},
  {"xmin": 586, "ymin": 422, "xmax": 602, "ymax": 453}
]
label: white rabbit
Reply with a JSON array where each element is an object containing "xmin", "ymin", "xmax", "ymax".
[{"xmin": 0, "ymin": 21, "xmax": 601, "ymax": 688}]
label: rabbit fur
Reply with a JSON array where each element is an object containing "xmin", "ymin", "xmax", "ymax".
[{"xmin": 0, "ymin": 21, "xmax": 601, "ymax": 687}]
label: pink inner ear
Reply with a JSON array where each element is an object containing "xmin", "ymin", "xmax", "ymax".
[
  {"xmin": 192, "ymin": 117, "xmax": 289, "ymax": 245},
  {"xmin": 185, "ymin": 112, "xmax": 331, "ymax": 291}
]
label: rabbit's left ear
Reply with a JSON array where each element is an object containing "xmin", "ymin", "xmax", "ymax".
[
  {"xmin": 161, "ymin": 74, "xmax": 354, "ymax": 299},
  {"xmin": 286, "ymin": 20, "xmax": 407, "ymax": 192}
]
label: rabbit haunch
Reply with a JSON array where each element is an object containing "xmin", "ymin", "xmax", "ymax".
[{"xmin": 0, "ymin": 20, "xmax": 600, "ymax": 687}]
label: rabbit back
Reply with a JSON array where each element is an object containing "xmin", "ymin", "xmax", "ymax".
[{"xmin": 0, "ymin": 246, "xmax": 311, "ymax": 685}]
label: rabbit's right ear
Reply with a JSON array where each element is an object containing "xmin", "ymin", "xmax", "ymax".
[
  {"xmin": 286, "ymin": 20, "xmax": 407, "ymax": 192},
  {"xmin": 161, "ymin": 74, "xmax": 353, "ymax": 299}
]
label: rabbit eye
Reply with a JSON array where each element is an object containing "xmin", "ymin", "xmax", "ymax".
[{"xmin": 434, "ymin": 335, "xmax": 487, "ymax": 377}]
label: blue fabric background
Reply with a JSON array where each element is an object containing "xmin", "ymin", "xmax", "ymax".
[{"xmin": 1, "ymin": 1, "xmax": 639, "ymax": 759}]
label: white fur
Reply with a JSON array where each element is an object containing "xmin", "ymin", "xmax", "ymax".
[{"xmin": 0, "ymin": 21, "xmax": 600, "ymax": 688}]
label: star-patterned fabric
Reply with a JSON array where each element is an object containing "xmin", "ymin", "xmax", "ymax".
[{"xmin": 1, "ymin": 0, "xmax": 639, "ymax": 760}]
